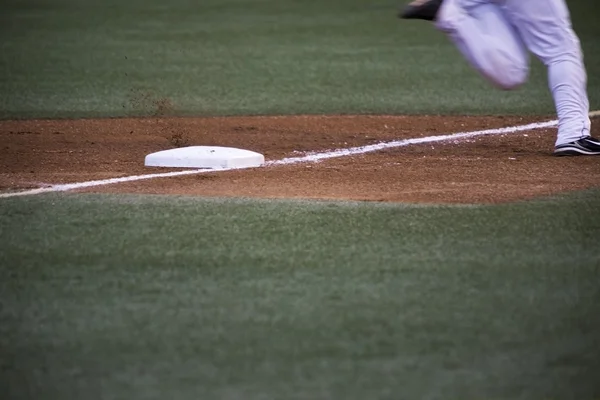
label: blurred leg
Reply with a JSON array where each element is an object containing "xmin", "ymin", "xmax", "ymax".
[{"xmin": 435, "ymin": 0, "xmax": 529, "ymax": 90}]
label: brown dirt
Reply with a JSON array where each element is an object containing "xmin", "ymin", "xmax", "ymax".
[{"xmin": 1, "ymin": 115, "xmax": 599, "ymax": 203}]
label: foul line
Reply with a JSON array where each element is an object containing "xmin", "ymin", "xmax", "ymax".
[{"xmin": 2, "ymin": 113, "xmax": 597, "ymax": 199}]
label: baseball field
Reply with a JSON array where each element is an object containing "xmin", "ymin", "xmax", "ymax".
[{"xmin": 1, "ymin": 0, "xmax": 599, "ymax": 399}]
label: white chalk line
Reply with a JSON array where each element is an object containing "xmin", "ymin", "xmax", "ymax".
[
  {"xmin": 0, "ymin": 169, "xmax": 216, "ymax": 198},
  {"xmin": 268, "ymin": 119, "xmax": 558, "ymax": 166},
  {"xmin": 2, "ymin": 112, "xmax": 598, "ymax": 199}
]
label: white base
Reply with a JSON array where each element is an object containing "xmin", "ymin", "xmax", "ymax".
[{"xmin": 145, "ymin": 146, "xmax": 265, "ymax": 169}]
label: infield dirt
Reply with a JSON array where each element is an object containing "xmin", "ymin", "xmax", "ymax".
[{"xmin": 1, "ymin": 115, "xmax": 599, "ymax": 203}]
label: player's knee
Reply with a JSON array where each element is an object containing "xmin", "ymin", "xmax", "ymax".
[
  {"xmin": 488, "ymin": 53, "xmax": 529, "ymax": 90},
  {"xmin": 543, "ymin": 46, "xmax": 583, "ymax": 68},
  {"xmin": 494, "ymin": 64, "xmax": 528, "ymax": 90}
]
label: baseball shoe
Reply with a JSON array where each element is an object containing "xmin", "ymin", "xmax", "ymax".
[
  {"xmin": 399, "ymin": 0, "xmax": 444, "ymax": 21},
  {"xmin": 553, "ymin": 136, "xmax": 600, "ymax": 156}
]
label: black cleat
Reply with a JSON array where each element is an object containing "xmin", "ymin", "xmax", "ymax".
[
  {"xmin": 399, "ymin": 0, "xmax": 444, "ymax": 21},
  {"xmin": 554, "ymin": 136, "xmax": 600, "ymax": 156}
]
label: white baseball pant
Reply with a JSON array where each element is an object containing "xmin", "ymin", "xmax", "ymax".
[{"xmin": 435, "ymin": 0, "xmax": 591, "ymax": 146}]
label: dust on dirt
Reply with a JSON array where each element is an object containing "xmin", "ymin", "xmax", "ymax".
[{"xmin": 126, "ymin": 89, "xmax": 189, "ymax": 147}]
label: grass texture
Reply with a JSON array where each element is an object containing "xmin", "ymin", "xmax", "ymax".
[
  {"xmin": 1, "ymin": 191, "xmax": 599, "ymax": 399},
  {"xmin": 1, "ymin": 0, "xmax": 600, "ymax": 118}
]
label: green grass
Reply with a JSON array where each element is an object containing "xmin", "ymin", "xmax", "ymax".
[
  {"xmin": 1, "ymin": 0, "xmax": 600, "ymax": 118},
  {"xmin": 1, "ymin": 191, "xmax": 599, "ymax": 399}
]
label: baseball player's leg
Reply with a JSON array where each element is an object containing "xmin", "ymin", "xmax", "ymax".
[
  {"xmin": 435, "ymin": 0, "xmax": 529, "ymax": 90},
  {"xmin": 504, "ymin": 0, "xmax": 591, "ymax": 148}
]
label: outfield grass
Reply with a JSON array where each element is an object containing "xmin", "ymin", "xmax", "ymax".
[
  {"xmin": 1, "ymin": 0, "xmax": 600, "ymax": 118},
  {"xmin": 1, "ymin": 191, "xmax": 599, "ymax": 399}
]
